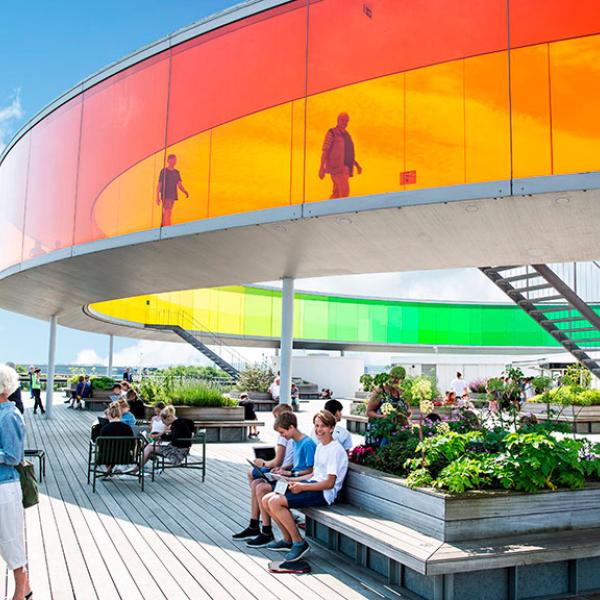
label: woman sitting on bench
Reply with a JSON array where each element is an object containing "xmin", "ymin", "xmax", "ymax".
[{"xmin": 260, "ymin": 410, "xmax": 349, "ymax": 563}]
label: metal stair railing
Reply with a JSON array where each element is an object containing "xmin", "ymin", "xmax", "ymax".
[
  {"xmin": 480, "ymin": 263, "xmax": 600, "ymax": 379},
  {"xmin": 144, "ymin": 309, "xmax": 250, "ymax": 379}
]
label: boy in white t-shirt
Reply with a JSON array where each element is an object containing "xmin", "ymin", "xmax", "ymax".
[
  {"xmin": 310, "ymin": 399, "xmax": 353, "ymax": 451},
  {"xmin": 232, "ymin": 404, "xmax": 294, "ymax": 541},
  {"xmin": 261, "ymin": 410, "xmax": 349, "ymax": 562}
]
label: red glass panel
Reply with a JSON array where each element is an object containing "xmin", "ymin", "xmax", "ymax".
[
  {"xmin": 0, "ymin": 134, "xmax": 30, "ymax": 270},
  {"xmin": 23, "ymin": 99, "xmax": 81, "ymax": 259}
]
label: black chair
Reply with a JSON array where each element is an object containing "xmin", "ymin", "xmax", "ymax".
[
  {"xmin": 151, "ymin": 429, "xmax": 206, "ymax": 482},
  {"xmin": 88, "ymin": 436, "xmax": 144, "ymax": 492},
  {"xmin": 24, "ymin": 449, "xmax": 46, "ymax": 482}
]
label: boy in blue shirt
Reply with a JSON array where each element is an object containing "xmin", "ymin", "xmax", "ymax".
[{"xmin": 244, "ymin": 412, "xmax": 315, "ymax": 548}]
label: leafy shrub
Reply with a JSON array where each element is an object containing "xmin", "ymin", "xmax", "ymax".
[
  {"xmin": 67, "ymin": 373, "xmax": 116, "ymax": 390},
  {"xmin": 359, "ymin": 374, "xmax": 374, "ymax": 392},
  {"xmin": 235, "ymin": 364, "xmax": 275, "ymax": 393},
  {"xmin": 351, "ymin": 401, "xmax": 367, "ymax": 416},
  {"xmin": 154, "ymin": 365, "xmax": 230, "ymax": 381},
  {"xmin": 528, "ymin": 386, "xmax": 600, "ymax": 406}
]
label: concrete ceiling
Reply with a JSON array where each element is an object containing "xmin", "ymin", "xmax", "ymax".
[{"xmin": 1, "ymin": 187, "xmax": 599, "ymax": 343}]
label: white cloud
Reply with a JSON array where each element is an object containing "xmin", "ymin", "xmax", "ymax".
[
  {"xmin": 262, "ymin": 268, "xmax": 507, "ymax": 303},
  {"xmin": 75, "ymin": 349, "xmax": 105, "ymax": 365},
  {"xmin": 0, "ymin": 92, "xmax": 23, "ymax": 152}
]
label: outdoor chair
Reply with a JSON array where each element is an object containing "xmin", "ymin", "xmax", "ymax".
[
  {"xmin": 151, "ymin": 429, "xmax": 206, "ymax": 482},
  {"xmin": 88, "ymin": 436, "xmax": 145, "ymax": 492},
  {"xmin": 24, "ymin": 449, "xmax": 46, "ymax": 482}
]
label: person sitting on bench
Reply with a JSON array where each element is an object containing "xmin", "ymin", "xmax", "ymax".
[
  {"xmin": 260, "ymin": 410, "xmax": 349, "ymax": 562},
  {"xmin": 117, "ymin": 398, "xmax": 136, "ymax": 428},
  {"xmin": 133, "ymin": 405, "xmax": 193, "ymax": 472},
  {"xmin": 244, "ymin": 411, "xmax": 316, "ymax": 549},
  {"xmin": 149, "ymin": 402, "xmax": 166, "ymax": 439},
  {"xmin": 126, "ymin": 389, "xmax": 145, "ymax": 420},
  {"xmin": 231, "ymin": 403, "xmax": 295, "ymax": 542},
  {"xmin": 311, "ymin": 399, "xmax": 353, "ymax": 451}
]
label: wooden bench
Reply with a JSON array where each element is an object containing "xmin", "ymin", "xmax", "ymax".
[
  {"xmin": 345, "ymin": 414, "xmax": 368, "ymax": 434},
  {"xmin": 301, "ymin": 503, "xmax": 600, "ymax": 600},
  {"xmin": 192, "ymin": 420, "xmax": 265, "ymax": 443}
]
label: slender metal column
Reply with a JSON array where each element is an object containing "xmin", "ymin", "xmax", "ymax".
[
  {"xmin": 46, "ymin": 315, "xmax": 57, "ymax": 418},
  {"xmin": 279, "ymin": 277, "xmax": 294, "ymax": 405},
  {"xmin": 107, "ymin": 335, "xmax": 114, "ymax": 377}
]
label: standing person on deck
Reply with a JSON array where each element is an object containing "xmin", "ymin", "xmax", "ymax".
[{"xmin": 0, "ymin": 364, "xmax": 32, "ymax": 600}]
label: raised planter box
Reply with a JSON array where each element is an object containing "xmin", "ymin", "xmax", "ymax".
[
  {"xmin": 355, "ymin": 390, "xmax": 370, "ymax": 400},
  {"xmin": 345, "ymin": 414, "xmax": 368, "ymax": 434},
  {"xmin": 344, "ymin": 462, "xmax": 600, "ymax": 542},
  {"xmin": 143, "ymin": 404, "xmax": 244, "ymax": 421},
  {"xmin": 524, "ymin": 402, "xmax": 600, "ymax": 433},
  {"xmin": 306, "ymin": 462, "xmax": 600, "ymax": 599}
]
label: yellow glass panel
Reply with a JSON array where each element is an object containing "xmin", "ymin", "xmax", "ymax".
[
  {"xmin": 209, "ymin": 103, "xmax": 293, "ymax": 217},
  {"xmin": 94, "ymin": 152, "xmax": 164, "ymax": 237},
  {"xmin": 165, "ymin": 132, "xmax": 211, "ymax": 225},
  {"xmin": 510, "ymin": 44, "xmax": 552, "ymax": 178},
  {"xmin": 216, "ymin": 287, "xmax": 244, "ymax": 335},
  {"xmin": 550, "ymin": 35, "xmax": 600, "ymax": 175},
  {"xmin": 405, "ymin": 60, "xmax": 465, "ymax": 189},
  {"xmin": 464, "ymin": 51, "xmax": 511, "ymax": 182},
  {"xmin": 305, "ymin": 73, "xmax": 405, "ymax": 203}
]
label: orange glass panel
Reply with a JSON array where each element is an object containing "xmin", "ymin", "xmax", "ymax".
[
  {"xmin": 23, "ymin": 99, "xmax": 81, "ymax": 259},
  {"xmin": 510, "ymin": 0, "xmax": 600, "ymax": 48},
  {"xmin": 305, "ymin": 73, "xmax": 405, "ymax": 202},
  {"xmin": 510, "ymin": 44, "xmax": 552, "ymax": 178},
  {"xmin": 307, "ymin": 0, "xmax": 507, "ymax": 96},
  {"xmin": 549, "ymin": 35, "xmax": 600, "ymax": 175},
  {"xmin": 208, "ymin": 103, "xmax": 295, "ymax": 217},
  {"xmin": 167, "ymin": 1, "xmax": 307, "ymax": 146},
  {"xmin": 405, "ymin": 60, "xmax": 465, "ymax": 189},
  {"xmin": 464, "ymin": 51, "xmax": 511, "ymax": 183},
  {"xmin": 0, "ymin": 134, "xmax": 30, "ymax": 271},
  {"xmin": 76, "ymin": 55, "xmax": 169, "ymax": 244}
]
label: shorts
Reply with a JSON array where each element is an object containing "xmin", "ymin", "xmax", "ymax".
[
  {"xmin": 155, "ymin": 444, "xmax": 189, "ymax": 466},
  {"xmin": 285, "ymin": 485, "xmax": 327, "ymax": 509},
  {"xmin": 0, "ymin": 481, "xmax": 26, "ymax": 570},
  {"xmin": 251, "ymin": 466, "xmax": 271, "ymax": 480}
]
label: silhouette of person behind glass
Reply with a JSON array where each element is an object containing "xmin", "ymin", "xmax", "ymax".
[
  {"xmin": 156, "ymin": 154, "xmax": 189, "ymax": 226},
  {"xmin": 319, "ymin": 112, "xmax": 362, "ymax": 199}
]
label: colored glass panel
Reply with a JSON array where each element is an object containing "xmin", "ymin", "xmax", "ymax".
[
  {"xmin": 167, "ymin": 2, "xmax": 307, "ymax": 146},
  {"xmin": 23, "ymin": 99, "xmax": 81, "ymax": 259},
  {"xmin": 510, "ymin": 44, "xmax": 553, "ymax": 178},
  {"xmin": 0, "ymin": 134, "xmax": 29, "ymax": 271},
  {"xmin": 549, "ymin": 35, "xmax": 600, "ymax": 175},
  {"xmin": 76, "ymin": 55, "xmax": 169, "ymax": 244}
]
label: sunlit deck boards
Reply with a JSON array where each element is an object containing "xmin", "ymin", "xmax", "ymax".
[{"xmin": 2, "ymin": 405, "xmax": 405, "ymax": 600}]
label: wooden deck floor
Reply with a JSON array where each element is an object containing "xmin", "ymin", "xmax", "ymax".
[{"xmin": 2, "ymin": 405, "xmax": 407, "ymax": 600}]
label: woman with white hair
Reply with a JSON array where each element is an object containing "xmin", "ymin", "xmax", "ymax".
[{"xmin": 0, "ymin": 364, "xmax": 32, "ymax": 599}]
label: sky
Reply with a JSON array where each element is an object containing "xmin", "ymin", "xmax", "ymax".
[{"xmin": 0, "ymin": 0, "xmax": 506, "ymax": 368}]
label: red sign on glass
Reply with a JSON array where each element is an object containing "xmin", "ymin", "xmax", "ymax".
[{"xmin": 400, "ymin": 170, "xmax": 417, "ymax": 185}]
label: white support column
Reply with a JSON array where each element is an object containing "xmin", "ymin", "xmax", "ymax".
[
  {"xmin": 46, "ymin": 315, "xmax": 57, "ymax": 419},
  {"xmin": 107, "ymin": 334, "xmax": 114, "ymax": 377},
  {"xmin": 279, "ymin": 277, "xmax": 294, "ymax": 405}
]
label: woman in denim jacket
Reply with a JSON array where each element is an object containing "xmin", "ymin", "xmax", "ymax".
[{"xmin": 0, "ymin": 364, "xmax": 31, "ymax": 599}]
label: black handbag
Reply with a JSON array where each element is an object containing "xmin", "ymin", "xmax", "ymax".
[{"xmin": 16, "ymin": 460, "xmax": 39, "ymax": 509}]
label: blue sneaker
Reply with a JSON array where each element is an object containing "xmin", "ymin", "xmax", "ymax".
[
  {"xmin": 265, "ymin": 539, "xmax": 293, "ymax": 552},
  {"xmin": 283, "ymin": 540, "xmax": 310, "ymax": 562}
]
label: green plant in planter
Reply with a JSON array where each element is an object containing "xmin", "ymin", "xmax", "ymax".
[
  {"xmin": 373, "ymin": 372, "xmax": 390, "ymax": 388},
  {"xmin": 168, "ymin": 381, "xmax": 237, "ymax": 407},
  {"xmin": 532, "ymin": 375, "xmax": 553, "ymax": 395},
  {"xmin": 359, "ymin": 374, "xmax": 374, "ymax": 392},
  {"xmin": 235, "ymin": 364, "xmax": 275, "ymax": 394},
  {"xmin": 563, "ymin": 363, "xmax": 592, "ymax": 389},
  {"xmin": 351, "ymin": 401, "xmax": 367, "ymax": 416}
]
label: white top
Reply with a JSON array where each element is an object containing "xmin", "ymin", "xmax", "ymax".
[
  {"xmin": 312, "ymin": 440, "xmax": 349, "ymax": 505},
  {"xmin": 277, "ymin": 434, "xmax": 294, "ymax": 468},
  {"xmin": 269, "ymin": 383, "xmax": 280, "ymax": 400},
  {"xmin": 150, "ymin": 416, "xmax": 166, "ymax": 434},
  {"xmin": 450, "ymin": 378, "xmax": 467, "ymax": 398},
  {"xmin": 311, "ymin": 424, "xmax": 353, "ymax": 451}
]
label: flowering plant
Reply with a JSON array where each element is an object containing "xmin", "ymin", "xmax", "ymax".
[
  {"xmin": 380, "ymin": 402, "xmax": 397, "ymax": 417},
  {"xmin": 349, "ymin": 445, "xmax": 376, "ymax": 465}
]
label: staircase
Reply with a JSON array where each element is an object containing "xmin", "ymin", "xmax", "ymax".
[
  {"xmin": 480, "ymin": 264, "xmax": 600, "ymax": 379},
  {"xmin": 145, "ymin": 313, "xmax": 248, "ymax": 380}
]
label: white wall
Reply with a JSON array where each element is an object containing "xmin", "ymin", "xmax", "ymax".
[{"xmin": 271, "ymin": 356, "xmax": 364, "ymax": 398}]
